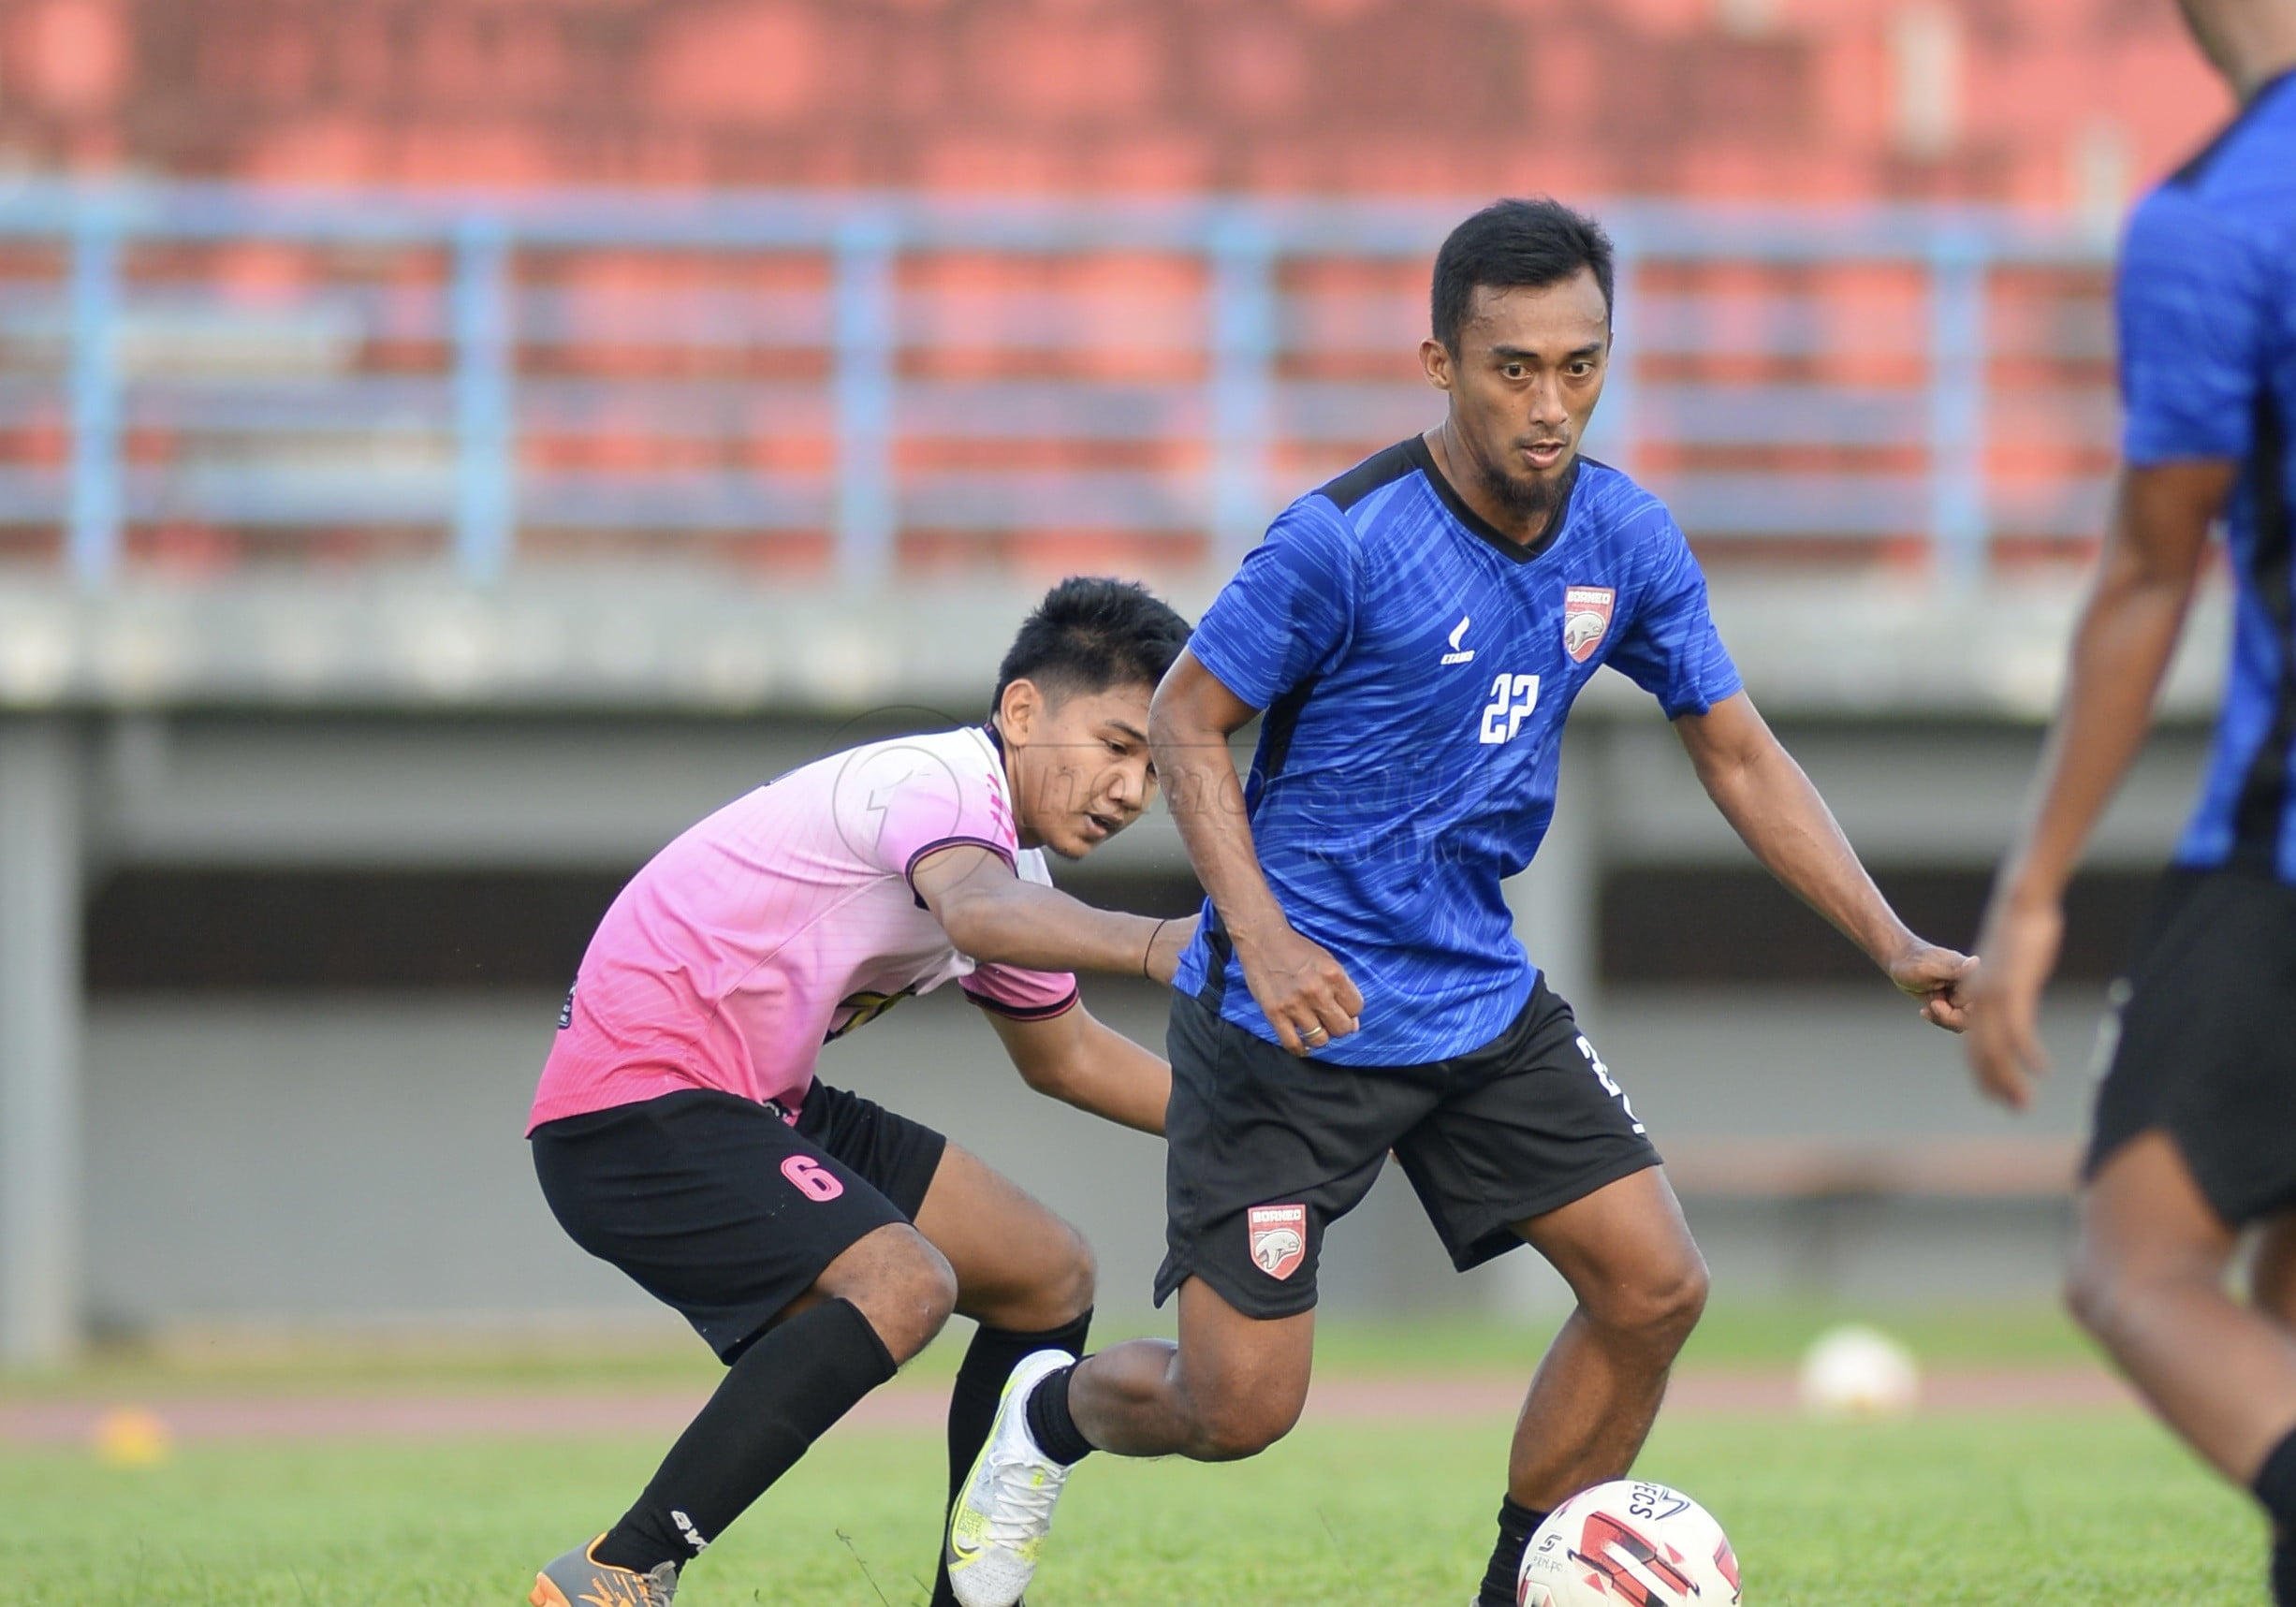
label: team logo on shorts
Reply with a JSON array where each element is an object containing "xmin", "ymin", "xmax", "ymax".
[
  {"xmin": 1563, "ymin": 586, "xmax": 1616, "ymax": 663},
  {"xmin": 1248, "ymin": 1203, "xmax": 1308, "ymax": 1281}
]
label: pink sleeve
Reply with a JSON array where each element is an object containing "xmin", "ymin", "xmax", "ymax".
[
  {"xmin": 962, "ymin": 963, "xmax": 1081, "ymax": 1021},
  {"xmin": 836, "ymin": 738, "xmax": 1017, "ymax": 892}
]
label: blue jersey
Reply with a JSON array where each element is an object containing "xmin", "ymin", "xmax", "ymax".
[
  {"xmin": 1171, "ymin": 437, "xmax": 1742, "ymax": 1065},
  {"xmin": 2121, "ymin": 72, "xmax": 2296, "ymax": 880}
]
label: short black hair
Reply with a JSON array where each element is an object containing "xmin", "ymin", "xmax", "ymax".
[
  {"xmin": 1431, "ymin": 197, "xmax": 1615, "ymax": 354},
  {"xmin": 991, "ymin": 577, "xmax": 1192, "ymax": 712}
]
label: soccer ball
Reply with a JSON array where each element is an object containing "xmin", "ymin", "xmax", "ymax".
[
  {"xmin": 1797, "ymin": 1322, "xmax": 1921, "ymax": 1419},
  {"xmin": 1516, "ymin": 1479, "xmax": 1741, "ymax": 1606}
]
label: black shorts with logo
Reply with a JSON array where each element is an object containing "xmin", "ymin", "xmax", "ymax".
[
  {"xmin": 531, "ymin": 1082, "xmax": 947, "ymax": 1361},
  {"xmin": 2086, "ymin": 869, "xmax": 2296, "ymax": 1226},
  {"xmin": 1155, "ymin": 976, "xmax": 1661, "ymax": 1320}
]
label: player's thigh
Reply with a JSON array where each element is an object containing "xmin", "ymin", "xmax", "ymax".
[
  {"xmin": 2073, "ymin": 1128, "xmax": 2241, "ymax": 1301},
  {"xmin": 531, "ymin": 1088, "xmax": 916, "ymax": 1364},
  {"xmin": 1515, "ymin": 1165, "xmax": 1707, "ymax": 1335},
  {"xmin": 912, "ymin": 1141, "xmax": 1094, "ymax": 1331},
  {"xmin": 1397, "ymin": 978, "xmax": 1671, "ymax": 1287}
]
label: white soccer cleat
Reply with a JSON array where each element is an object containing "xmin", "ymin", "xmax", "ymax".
[{"xmin": 944, "ymin": 1349, "xmax": 1077, "ymax": 1607}]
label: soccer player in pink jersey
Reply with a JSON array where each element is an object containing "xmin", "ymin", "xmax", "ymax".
[{"xmin": 525, "ymin": 578, "xmax": 1193, "ymax": 1607}]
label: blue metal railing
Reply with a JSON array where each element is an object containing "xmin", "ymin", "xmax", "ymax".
[{"xmin": 0, "ymin": 182, "xmax": 2121, "ymax": 588}]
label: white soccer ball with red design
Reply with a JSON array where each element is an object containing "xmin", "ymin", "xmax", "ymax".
[{"xmin": 1516, "ymin": 1480, "xmax": 1741, "ymax": 1606}]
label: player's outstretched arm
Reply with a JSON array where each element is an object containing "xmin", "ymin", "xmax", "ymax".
[
  {"xmin": 913, "ymin": 843, "xmax": 1198, "ymax": 983},
  {"xmin": 1150, "ymin": 649, "xmax": 1364, "ymax": 1056},
  {"xmin": 1674, "ymin": 689, "xmax": 1974, "ymax": 1031},
  {"xmin": 982, "ymin": 1003, "xmax": 1171, "ymax": 1134},
  {"xmin": 1965, "ymin": 460, "xmax": 2230, "ymax": 1109}
]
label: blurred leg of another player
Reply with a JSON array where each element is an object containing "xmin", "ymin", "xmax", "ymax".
[{"xmin": 2069, "ymin": 1131, "xmax": 2296, "ymax": 1603}]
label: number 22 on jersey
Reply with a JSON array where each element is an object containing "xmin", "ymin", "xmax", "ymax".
[{"xmin": 1478, "ymin": 672, "xmax": 1541, "ymax": 746}]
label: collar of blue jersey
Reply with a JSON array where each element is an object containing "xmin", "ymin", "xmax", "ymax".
[{"xmin": 1404, "ymin": 433, "xmax": 1579, "ymax": 564}]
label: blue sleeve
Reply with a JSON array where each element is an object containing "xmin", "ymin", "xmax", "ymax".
[
  {"xmin": 1185, "ymin": 497, "xmax": 1359, "ymax": 709},
  {"xmin": 2118, "ymin": 186, "xmax": 2272, "ymax": 464},
  {"xmin": 1605, "ymin": 506, "xmax": 1743, "ymax": 719}
]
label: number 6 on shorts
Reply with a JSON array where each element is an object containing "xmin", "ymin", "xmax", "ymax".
[{"xmin": 781, "ymin": 1154, "xmax": 846, "ymax": 1202}]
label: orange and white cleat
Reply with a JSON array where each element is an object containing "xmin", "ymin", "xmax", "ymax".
[{"xmin": 529, "ymin": 1536, "xmax": 679, "ymax": 1607}]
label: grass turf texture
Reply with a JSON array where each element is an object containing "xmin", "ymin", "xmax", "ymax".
[
  {"xmin": 0, "ymin": 1300, "xmax": 2100, "ymax": 1400},
  {"xmin": 14, "ymin": 1410, "xmax": 2264, "ymax": 1605}
]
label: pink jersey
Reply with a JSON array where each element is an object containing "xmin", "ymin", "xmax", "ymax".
[{"xmin": 529, "ymin": 724, "xmax": 1078, "ymax": 1131}]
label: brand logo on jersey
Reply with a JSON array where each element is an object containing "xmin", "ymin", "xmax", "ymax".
[
  {"xmin": 1440, "ymin": 614, "xmax": 1476, "ymax": 665},
  {"xmin": 985, "ymin": 769, "xmax": 1015, "ymax": 844},
  {"xmin": 1248, "ymin": 1203, "xmax": 1308, "ymax": 1280},
  {"xmin": 1562, "ymin": 586, "xmax": 1616, "ymax": 663},
  {"xmin": 557, "ymin": 985, "xmax": 576, "ymax": 1030},
  {"xmin": 826, "ymin": 986, "xmax": 916, "ymax": 1042}
]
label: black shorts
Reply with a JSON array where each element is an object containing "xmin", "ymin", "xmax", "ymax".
[
  {"xmin": 531, "ymin": 1083, "xmax": 947, "ymax": 1361},
  {"xmin": 1156, "ymin": 976, "xmax": 1661, "ymax": 1320},
  {"xmin": 2086, "ymin": 869, "xmax": 2296, "ymax": 1226}
]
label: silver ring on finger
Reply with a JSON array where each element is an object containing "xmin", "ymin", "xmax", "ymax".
[{"xmin": 1301, "ymin": 1026, "xmax": 1328, "ymax": 1043}]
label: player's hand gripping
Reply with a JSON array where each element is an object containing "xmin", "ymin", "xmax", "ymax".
[
  {"xmin": 1237, "ymin": 924, "xmax": 1364, "ymax": 1057},
  {"xmin": 1886, "ymin": 940, "xmax": 1978, "ymax": 1035},
  {"xmin": 1961, "ymin": 893, "xmax": 2061, "ymax": 1112}
]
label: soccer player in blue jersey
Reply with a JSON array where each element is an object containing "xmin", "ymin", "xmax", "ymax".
[
  {"xmin": 939, "ymin": 197, "xmax": 1975, "ymax": 1607},
  {"xmin": 1966, "ymin": 3, "xmax": 2296, "ymax": 1600}
]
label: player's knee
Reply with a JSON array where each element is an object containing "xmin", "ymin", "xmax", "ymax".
[
  {"xmin": 1592, "ymin": 1247, "xmax": 1709, "ymax": 1350},
  {"xmin": 838, "ymin": 1227, "xmax": 958, "ymax": 1364},
  {"xmin": 1186, "ymin": 1396, "xmax": 1300, "ymax": 1462},
  {"xmin": 2064, "ymin": 1254, "xmax": 2118, "ymax": 1344},
  {"xmin": 1052, "ymin": 1225, "xmax": 1098, "ymax": 1320},
  {"xmin": 2064, "ymin": 1236, "xmax": 2146, "ymax": 1346}
]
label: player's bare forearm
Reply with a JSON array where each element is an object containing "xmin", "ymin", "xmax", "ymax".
[
  {"xmin": 1679, "ymin": 692, "xmax": 1970, "ymax": 1024},
  {"xmin": 1679, "ymin": 694, "xmax": 1909, "ymax": 962},
  {"xmin": 986, "ymin": 1005, "xmax": 1170, "ymax": 1134},
  {"xmin": 1989, "ymin": 465, "xmax": 2224, "ymax": 912},
  {"xmin": 1148, "ymin": 650, "xmax": 1291, "ymax": 954},
  {"xmin": 914, "ymin": 844, "xmax": 1185, "ymax": 980},
  {"xmin": 1150, "ymin": 650, "xmax": 1366, "ymax": 1053},
  {"xmin": 1964, "ymin": 464, "xmax": 2228, "ymax": 1105}
]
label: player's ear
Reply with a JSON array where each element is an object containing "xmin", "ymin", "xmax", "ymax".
[
  {"xmin": 999, "ymin": 678, "xmax": 1043, "ymax": 745},
  {"xmin": 1420, "ymin": 336, "xmax": 1454, "ymax": 392}
]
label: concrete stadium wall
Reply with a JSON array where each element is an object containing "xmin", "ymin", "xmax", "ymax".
[
  {"xmin": 4, "ymin": 688, "xmax": 2212, "ymax": 1351},
  {"xmin": 78, "ymin": 974, "xmax": 2104, "ymax": 1340}
]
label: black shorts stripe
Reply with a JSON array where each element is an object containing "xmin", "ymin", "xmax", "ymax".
[{"xmin": 2230, "ymin": 391, "xmax": 2294, "ymax": 871}]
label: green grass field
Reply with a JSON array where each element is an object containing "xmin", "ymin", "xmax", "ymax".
[
  {"xmin": 7, "ymin": 1412, "xmax": 2266, "ymax": 1605},
  {"xmin": 4, "ymin": 1308, "xmax": 2271, "ymax": 1605}
]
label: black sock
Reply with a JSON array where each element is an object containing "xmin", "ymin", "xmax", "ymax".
[
  {"xmin": 595, "ymin": 1297, "xmax": 898, "ymax": 1573},
  {"xmin": 1478, "ymin": 1496, "xmax": 1549, "ymax": 1607},
  {"xmin": 2259, "ymin": 1426, "xmax": 2296, "ymax": 1531},
  {"xmin": 2256, "ymin": 1426, "xmax": 2296, "ymax": 1605},
  {"xmin": 929, "ymin": 1311, "xmax": 1092, "ymax": 1607},
  {"xmin": 1024, "ymin": 1359, "xmax": 1097, "ymax": 1467}
]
